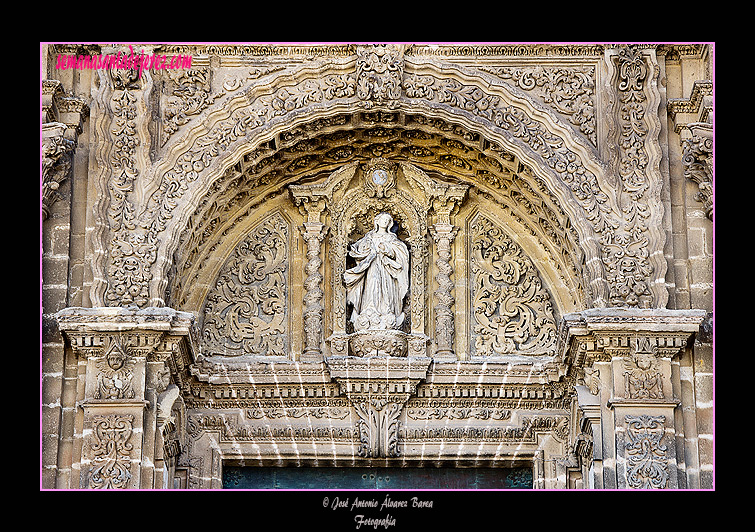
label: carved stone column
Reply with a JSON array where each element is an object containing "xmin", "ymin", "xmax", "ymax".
[
  {"xmin": 429, "ymin": 191, "xmax": 466, "ymax": 361},
  {"xmin": 55, "ymin": 307, "xmax": 195, "ymax": 489},
  {"xmin": 430, "ymin": 223, "xmax": 459, "ymax": 360},
  {"xmin": 291, "ymin": 194, "xmax": 329, "ymax": 361},
  {"xmin": 299, "ymin": 222, "xmax": 328, "ymax": 360},
  {"xmin": 560, "ymin": 308, "xmax": 706, "ymax": 489}
]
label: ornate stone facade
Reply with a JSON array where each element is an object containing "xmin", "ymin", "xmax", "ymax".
[{"xmin": 41, "ymin": 43, "xmax": 714, "ymax": 490}]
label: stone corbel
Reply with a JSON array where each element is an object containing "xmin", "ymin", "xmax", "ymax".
[
  {"xmin": 668, "ymin": 80, "xmax": 713, "ymax": 220},
  {"xmin": 681, "ymin": 122, "xmax": 713, "ymax": 219},
  {"xmin": 326, "ymin": 356, "xmax": 432, "ymax": 458},
  {"xmin": 42, "ymin": 80, "xmax": 89, "ymax": 219},
  {"xmin": 42, "ymin": 124, "xmax": 76, "ymax": 219}
]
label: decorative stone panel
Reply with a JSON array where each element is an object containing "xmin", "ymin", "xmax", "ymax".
[
  {"xmin": 201, "ymin": 211, "xmax": 291, "ymax": 358},
  {"xmin": 55, "ymin": 307, "xmax": 196, "ymax": 489}
]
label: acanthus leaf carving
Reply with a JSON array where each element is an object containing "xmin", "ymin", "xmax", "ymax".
[
  {"xmin": 470, "ymin": 213, "xmax": 558, "ymax": 356},
  {"xmin": 201, "ymin": 212, "xmax": 289, "ymax": 357},
  {"xmin": 353, "ymin": 399, "xmax": 403, "ymax": 458}
]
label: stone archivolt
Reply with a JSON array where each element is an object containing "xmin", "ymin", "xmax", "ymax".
[
  {"xmin": 47, "ymin": 44, "xmax": 712, "ymax": 490},
  {"xmin": 89, "ymin": 45, "xmax": 666, "ymax": 313}
]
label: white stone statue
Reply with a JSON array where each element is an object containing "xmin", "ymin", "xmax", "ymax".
[{"xmin": 344, "ymin": 212, "xmax": 410, "ymax": 331}]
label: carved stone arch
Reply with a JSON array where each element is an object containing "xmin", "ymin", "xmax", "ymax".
[{"xmin": 93, "ymin": 55, "xmax": 666, "ymax": 311}]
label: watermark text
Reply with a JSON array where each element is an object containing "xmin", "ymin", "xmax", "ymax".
[{"xmin": 55, "ymin": 46, "xmax": 191, "ymax": 78}]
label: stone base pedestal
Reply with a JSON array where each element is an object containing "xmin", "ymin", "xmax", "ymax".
[{"xmin": 327, "ymin": 330, "xmax": 431, "ymax": 358}]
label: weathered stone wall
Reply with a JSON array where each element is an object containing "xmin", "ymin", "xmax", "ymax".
[{"xmin": 40, "ymin": 43, "xmax": 714, "ymax": 490}]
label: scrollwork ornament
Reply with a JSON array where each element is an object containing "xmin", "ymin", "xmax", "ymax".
[
  {"xmin": 479, "ymin": 65, "xmax": 597, "ymax": 145},
  {"xmin": 625, "ymin": 414, "xmax": 669, "ymax": 489},
  {"xmin": 356, "ymin": 44, "xmax": 404, "ymax": 108},
  {"xmin": 470, "ymin": 214, "xmax": 557, "ymax": 356},
  {"xmin": 89, "ymin": 414, "xmax": 135, "ymax": 489},
  {"xmin": 201, "ymin": 213, "xmax": 289, "ymax": 357}
]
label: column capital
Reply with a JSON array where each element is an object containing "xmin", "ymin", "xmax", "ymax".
[{"xmin": 558, "ymin": 308, "xmax": 707, "ymax": 367}]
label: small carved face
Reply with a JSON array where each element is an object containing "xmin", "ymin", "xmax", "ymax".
[
  {"xmin": 375, "ymin": 212, "xmax": 393, "ymax": 230},
  {"xmin": 106, "ymin": 348, "xmax": 127, "ymax": 371},
  {"xmin": 123, "ymin": 257, "xmax": 139, "ymax": 273},
  {"xmin": 634, "ymin": 352, "xmax": 654, "ymax": 371}
]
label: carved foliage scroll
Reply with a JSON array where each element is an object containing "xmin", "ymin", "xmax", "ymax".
[
  {"xmin": 201, "ymin": 212, "xmax": 289, "ymax": 357},
  {"xmin": 625, "ymin": 414, "xmax": 669, "ymax": 489},
  {"xmin": 90, "ymin": 414, "xmax": 135, "ymax": 489},
  {"xmin": 469, "ymin": 214, "xmax": 557, "ymax": 356},
  {"xmin": 478, "ymin": 65, "xmax": 597, "ymax": 145}
]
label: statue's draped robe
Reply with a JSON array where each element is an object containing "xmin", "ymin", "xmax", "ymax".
[{"xmin": 344, "ymin": 230, "xmax": 410, "ymax": 331}]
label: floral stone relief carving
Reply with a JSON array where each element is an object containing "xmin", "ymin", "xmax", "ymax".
[
  {"xmin": 201, "ymin": 212, "xmax": 290, "ymax": 357},
  {"xmin": 469, "ymin": 213, "xmax": 558, "ymax": 357}
]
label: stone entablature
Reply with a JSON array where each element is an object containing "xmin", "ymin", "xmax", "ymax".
[
  {"xmin": 54, "ymin": 306, "xmax": 704, "ymax": 489},
  {"xmin": 42, "ymin": 42, "xmax": 713, "ymax": 490}
]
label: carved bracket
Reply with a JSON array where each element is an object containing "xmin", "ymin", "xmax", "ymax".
[{"xmin": 326, "ymin": 356, "xmax": 431, "ymax": 458}]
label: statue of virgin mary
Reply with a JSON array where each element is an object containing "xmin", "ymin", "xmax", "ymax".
[{"xmin": 344, "ymin": 212, "xmax": 410, "ymax": 331}]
